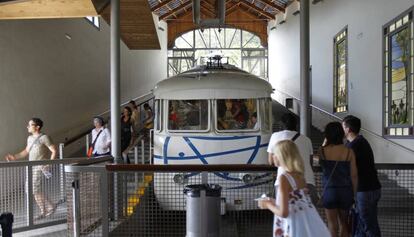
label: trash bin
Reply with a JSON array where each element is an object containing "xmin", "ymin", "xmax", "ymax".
[
  {"xmin": 0, "ymin": 212, "xmax": 13, "ymax": 237},
  {"xmin": 184, "ymin": 184, "xmax": 222, "ymax": 237}
]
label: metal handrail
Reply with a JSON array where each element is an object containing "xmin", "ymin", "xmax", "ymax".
[
  {"xmin": 64, "ymin": 92, "xmax": 154, "ymax": 147},
  {"xmin": 0, "ymin": 156, "xmax": 112, "ymax": 168},
  {"xmin": 274, "ymin": 89, "xmax": 414, "ymax": 154},
  {"xmin": 106, "ymin": 164, "xmax": 277, "ymax": 172}
]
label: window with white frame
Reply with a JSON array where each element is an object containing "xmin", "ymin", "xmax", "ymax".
[
  {"xmin": 168, "ymin": 28, "xmax": 268, "ymax": 79},
  {"xmin": 383, "ymin": 8, "xmax": 414, "ymax": 137}
]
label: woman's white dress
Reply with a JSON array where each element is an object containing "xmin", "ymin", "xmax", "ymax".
[{"xmin": 273, "ymin": 173, "xmax": 330, "ymax": 237}]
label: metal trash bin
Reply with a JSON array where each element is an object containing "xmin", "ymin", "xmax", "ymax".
[{"xmin": 184, "ymin": 184, "xmax": 222, "ymax": 237}]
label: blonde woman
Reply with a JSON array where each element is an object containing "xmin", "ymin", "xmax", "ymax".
[{"xmin": 258, "ymin": 140, "xmax": 330, "ymax": 237}]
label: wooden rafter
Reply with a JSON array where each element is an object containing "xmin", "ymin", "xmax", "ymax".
[
  {"xmin": 239, "ymin": 0, "xmax": 274, "ymax": 19},
  {"xmin": 226, "ymin": 2, "xmax": 241, "ymax": 16},
  {"xmin": 160, "ymin": 0, "xmax": 192, "ymax": 20},
  {"xmin": 200, "ymin": 3, "xmax": 215, "ymax": 17},
  {"xmin": 151, "ymin": 0, "xmax": 175, "ymax": 12},
  {"xmin": 237, "ymin": 3, "xmax": 269, "ymax": 20},
  {"xmin": 257, "ymin": 0, "xmax": 285, "ymax": 12}
]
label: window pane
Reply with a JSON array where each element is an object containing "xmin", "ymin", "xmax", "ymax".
[
  {"xmin": 390, "ymin": 27, "xmax": 410, "ymax": 125},
  {"xmin": 242, "ymin": 31, "xmax": 261, "ymax": 48},
  {"xmin": 225, "ymin": 28, "xmax": 241, "ymax": 48},
  {"xmin": 168, "ymin": 58, "xmax": 194, "ymax": 77},
  {"xmin": 217, "ymin": 99, "xmax": 257, "ymax": 131},
  {"xmin": 260, "ymin": 98, "xmax": 271, "ymax": 132},
  {"xmin": 168, "ymin": 100, "xmax": 209, "ymax": 131},
  {"xmin": 195, "ymin": 29, "xmax": 210, "ymax": 48},
  {"xmin": 336, "ymin": 39, "xmax": 347, "ymax": 109},
  {"xmin": 175, "ymin": 32, "xmax": 194, "ymax": 48},
  {"xmin": 210, "ymin": 28, "xmax": 225, "ymax": 48}
]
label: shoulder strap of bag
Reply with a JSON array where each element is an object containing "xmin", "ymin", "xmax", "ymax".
[
  {"xmin": 28, "ymin": 134, "xmax": 45, "ymax": 153},
  {"xmin": 91, "ymin": 130, "xmax": 103, "ymax": 148},
  {"xmin": 291, "ymin": 132, "xmax": 300, "ymax": 141}
]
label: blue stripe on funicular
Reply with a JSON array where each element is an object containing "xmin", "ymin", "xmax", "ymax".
[
  {"xmin": 213, "ymin": 172, "xmax": 242, "ymax": 181},
  {"xmin": 186, "ymin": 136, "xmax": 256, "ymax": 140},
  {"xmin": 183, "ymin": 137, "xmax": 208, "ymax": 164},
  {"xmin": 153, "ymin": 143, "xmax": 269, "ymax": 161},
  {"xmin": 246, "ymin": 136, "xmax": 261, "ymax": 164}
]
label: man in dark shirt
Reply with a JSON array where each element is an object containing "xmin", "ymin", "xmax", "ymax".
[{"xmin": 342, "ymin": 115, "xmax": 381, "ymax": 237}]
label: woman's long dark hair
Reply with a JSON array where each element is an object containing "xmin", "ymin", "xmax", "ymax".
[{"xmin": 323, "ymin": 122, "xmax": 345, "ymax": 145}]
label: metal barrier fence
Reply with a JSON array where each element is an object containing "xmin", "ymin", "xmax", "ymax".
[
  {"xmin": 65, "ymin": 163, "xmax": 414, "ymax": 237},
  {"xmin": 0, "ymin": 157, "xmax": 104, "ymax": 234},
  {"xmin": 65, "ymin": 164, "xmax": 277, "ymax": 237}
]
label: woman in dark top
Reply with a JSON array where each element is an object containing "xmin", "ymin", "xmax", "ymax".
[
  {"xmin": 121, "ymin": 106, "xmax": 133, "ymax": 163},
  {"xmin": 319, "ymin": 122, "xmax": 358, "ymax": 237}
]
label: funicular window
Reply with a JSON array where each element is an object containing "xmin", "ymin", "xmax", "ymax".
[
  {"xmin": 260, "ymin": 98, "xmax": 271, "ymax": 132},
  {"xmin": 216, "ymin": 99, "xmax": 258, "ymax": 131},
  {"xmin": 168, "ymin": 100, "xmax": 209, "ymax": 131}
]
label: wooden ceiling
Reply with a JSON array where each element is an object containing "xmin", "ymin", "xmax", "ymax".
[
  {"xmin": 0, "ymin": 0, "xmax": 160, "ymax": 50},
  {"xmin": 100, "ymin": 0, "xmax": 160, "ymax": 49},
  {"xmin": 0, "ymin": 0, "xmax": 106, "ymax": 19},
  {"xmin": 0, "ymin": 0, "xmax": 292, "ymax": 49},
  {"xmin": 148, "ymin": 0, "xmax": 290, "ymax": 48}
]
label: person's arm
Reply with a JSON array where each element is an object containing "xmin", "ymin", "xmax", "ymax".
[
  {"xmin": 5, "ymin": 146, "xmax": 29, "ymax": 161},
  {"xmin": 105, "ymin": 129, "xmax": 112, "ymax": 149},
  {"xmin": 258, "ymin": 175, "xmax": 290, "ymax": 217},
  {"xmin": 47, "ymin": 144, "xmax": 57, "ymax": 160},
  {"xmin": 349, "ymin": 149, "xmax": 358, "ymax": 195}
]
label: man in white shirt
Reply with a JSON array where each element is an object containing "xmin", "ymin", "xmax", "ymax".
[
  {"xmin": 5, "ymin": 118, "xmax": 57, "ymax": 219},
  {"xmin": 91, "ymin": 116, "xmax": 111, "ymax": 156},
  {"xmin": 267, "ymin": 113, "xmax": 317, "ymax": 203}
]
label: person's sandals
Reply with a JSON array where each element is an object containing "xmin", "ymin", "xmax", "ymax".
[{"xmin": 44, "ymin": 205, "xmax": 57, "ymax": 217}]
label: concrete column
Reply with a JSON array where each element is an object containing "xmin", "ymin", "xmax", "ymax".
[
  {"xmin": 111, "ymin": 0, "xmax": 121, "ymax": 162},
  {"xmin": 300, "ymin": 0, "xmax": 311, "ymax": 137}
]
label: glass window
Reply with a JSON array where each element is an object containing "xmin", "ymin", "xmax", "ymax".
[
  {"xmin": 260, "ymin": 98, "xmax": 271, "ymax": 132},
  {"xmin": 169, "ymin": 28, "xmax": 267, "ymax": 79},
  {"xmin": 168, "ymin": 100, "xmax": 209, "ymax": 131},
  {"xmin": 333, "ymin": 27, "xmax": 348, "ymax": 113},
  {"xmin": 85, "ymin": 16, "xmax": 100, "ymax": 29},
  {"xmin": 216, "ymin": 99, "xmax": 258, "ymax": 131},
  {"xmin": 383, "ymin": 9, "xmax": 413, "ymax": 137}
]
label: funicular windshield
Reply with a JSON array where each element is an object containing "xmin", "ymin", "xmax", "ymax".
[
  {"xmin": 168, "ymin": 100, "xmax": 209, "ymax": 131},
  {"xmin": 216, "ymin": 99, "xmax": 258, "ymax": 131}
]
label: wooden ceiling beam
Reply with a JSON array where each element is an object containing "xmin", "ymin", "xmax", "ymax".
[
  {"xmin": 151, "ymin": 0, "xmax": 175, "ymax": 12},
  {"xmin": 226, "ymin": 2, "xmax": 241, "ymax": 16},
  {"xmin": 237, "ymin": 4, "xmax": 268, "ymax": 20},
  {"xmin": 200, "ymin": 3, "xmax": 216, "ymax": 18},
  {"xmin": 239, "ymin": 0, "xmax": 274, "ymax": 19},
  {"xmin": 160, "ymin": 0, "xmax": 192, "ymax": 20},
  {"xmin": 257, "ymin": 0, "xmax": 285, "ymax": 12}
]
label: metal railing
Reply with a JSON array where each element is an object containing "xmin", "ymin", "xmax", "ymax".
[
  {"xmin": 273, "ymin": 89, "xmax": 414, "ymax": 157},
  {"xmin": 61, "ymin": 93, "xmax": 155, "ymax": 158},
  {"xmin": 65, "ymin": 164, "xmax": 277, "ymax": 237},
  {"xmin": 0, "ymin": 157, "xmax": 106, "ymax": 233},
  {"xmin": 64, "ymin": 162, "xmax": 414, "ymax": 237}
]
